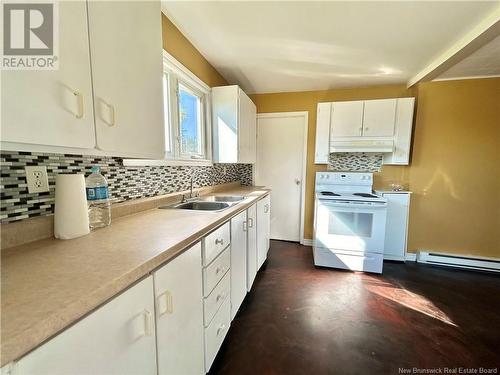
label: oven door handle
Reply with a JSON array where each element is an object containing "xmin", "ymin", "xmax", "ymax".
[{"xmin": 318, "ymin": 200, "xmax": 387, "ymax": 209}]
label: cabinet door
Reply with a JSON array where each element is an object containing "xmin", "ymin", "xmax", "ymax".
[
  {"xmin": 257, "ymin": 196, "xmax": 271, "ymax": 270},
  {"xmin": 1, "ymin": 1, "xmax": 95, "ymax": 149},
  {"xmin": 363, "ymin": 99, "xmax": 397, "ymax": 137},
  {"xmin": 238, "ymin": 89, "xmax": 257, "ymax": 164},
  {"xmin": 383, "ymin": 194, "xmax": 410, "ymax": 261},
  {"xmin": 212, "ymin": 86, "xmax": 239, "ymax": 163},
  {"xmin": 246, "ymin": 205, "xmax": 258, "ymax": 292},
  {"xmin": 315, "ymin": 103, "xmax": 331, "ymax": 164},
  {"xmin": 230, "ymin": 211, "xmax": 247, "ymax": 320},
  {"xmin": 383, "ymin": 98, "xmax": 415, "ymax": 165},
  {"xmin": 15, "ymin": 277, "xmax": 156, "ymax": 374},
  {"xmin": 330, "ymin": 101, "xmax": 364, "ymax": 138},
  {"xmin": 154, "ymin": 242, "xmax": 204, "ymax": 375},
  {"xmin": 87, "ymin": 1, "xmax": 165, "ymax": 158}
]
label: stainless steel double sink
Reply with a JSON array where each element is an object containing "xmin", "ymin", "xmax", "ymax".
[{"xmin": 159, "ymin": 195, "xmax": 245, "ymax": 212}]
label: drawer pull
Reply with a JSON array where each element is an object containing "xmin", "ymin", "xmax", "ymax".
[
  {"xmin": 157, "ymin": 291, "xmax": 174, "ymax": 317},
  {"xmin": 216, "ymin": 324, "xmax": 226, "ymax": 336},
  {"xmin": 143, "ymin": 310, "xmax": 153, "ymax": 337},
  {"xmin": 215, "ymin": 238, "xmax": 224, "ymax": 246},
  {"xmin": 216, "ymin": 292, "xmax": 226, "ymax": 302}
]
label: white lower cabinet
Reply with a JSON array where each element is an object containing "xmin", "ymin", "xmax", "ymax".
[
  {"xmin": 154, "ymin": 242, "xmax": 204, "ymax": 375},
  {"xmin": 257, "ymin": 195, "xmax": 271, "ymax": 270},
  {"xmin": 246, "ymin": 204, "xmax": 258, "ymax": 292},
  {"xmin": 378, "ymin": 192, "xmax": 411, "ymax": 261},
  {"xmin": 230, "ymin": 210, "xmax": 248, "ymax": 320},
  {"xmin": 6, "ymin": 200, "xmax": 272, "ymax": 374},
  {"xmin": 14, "ymin": 277, "xmax": 157, "ymax": 375},
  {"xmin": 202, "ymin": 233, "xmax": 231, "ymax": 372},
  {"xmin": 204, "ymin": 299, "xmax": 231, "ymax": 371}
]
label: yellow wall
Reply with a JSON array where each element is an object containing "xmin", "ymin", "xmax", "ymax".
[
  {"xmin": 251, "ymin": 78, "xmax": 500, "ymax": 258},
  {"xmin": 161, "ymin": 15, "xmax": 227, "ymax": 87},
  {"xmin": 408, "ymin": 78, "xmax": 499, "ymax": 257}
]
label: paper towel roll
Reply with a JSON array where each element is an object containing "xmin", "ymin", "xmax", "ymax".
[{"xmin": 54, "ymin": 174, "xmax": 90, "ymax": 240}]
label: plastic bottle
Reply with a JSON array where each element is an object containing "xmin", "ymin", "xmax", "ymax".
[{"xmin": 85, "ymin": 166, "xmax": 111, "ymax": 229}]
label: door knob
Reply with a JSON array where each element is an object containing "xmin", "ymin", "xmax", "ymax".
[{"xmin": 294, "ymin": 179, "xmax": 301, "ymax": 185}]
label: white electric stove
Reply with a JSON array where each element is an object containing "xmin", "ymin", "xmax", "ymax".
[{"xmin": 313, "ymin": 172, "xmax": 388, "ymax": 274}]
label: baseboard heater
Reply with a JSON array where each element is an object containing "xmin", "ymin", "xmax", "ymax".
[{"xmin": 417, "ymin": 251, "xmax": 500, "ymax": 273}]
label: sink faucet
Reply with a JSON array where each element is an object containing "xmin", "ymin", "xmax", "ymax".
[{"xmin": 182, "ymin": 172, "xmax": 199, "ymax": 202}]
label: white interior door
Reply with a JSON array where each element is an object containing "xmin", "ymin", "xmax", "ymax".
[{"xmin": 256, "ymin": 113, "xmax": 306, "ymax": 242}]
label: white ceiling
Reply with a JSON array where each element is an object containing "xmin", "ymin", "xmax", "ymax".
[
  {"xmin": 436, "ymin": 34, "xmax": 500, "ymax": 80},
  {"xmin": 162, "ymin": 1, "xmax": 500, "ymax": 94}
]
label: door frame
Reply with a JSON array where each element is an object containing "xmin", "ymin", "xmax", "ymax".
[{"xmin": 256, "ymin": 111, "xmax": 309, "ymax": 244}]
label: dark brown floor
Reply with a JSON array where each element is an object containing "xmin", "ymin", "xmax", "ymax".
[{"xmin": 209, "ymin": 240, "xmax": 500, "ymax": 375}]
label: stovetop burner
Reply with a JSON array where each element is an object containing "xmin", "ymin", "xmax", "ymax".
[
  {"xmin": 321, "ymin": 191, "xmax": 340, "ymax": 196},
  {"xmin": 353, "ymin": 193, "xmax": 378, "ymax": 198}
]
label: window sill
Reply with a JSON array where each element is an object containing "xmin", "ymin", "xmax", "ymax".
[{"xmin": 122, "ymin": 158, "xmax": 213, "ymax": 167}]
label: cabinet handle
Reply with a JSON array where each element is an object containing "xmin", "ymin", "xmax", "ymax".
[
  {"xmin": 243, "ymin": 221, "xmax": 247, "ymax": 232},
  {"xmin": 216, "ymin": 324, "xmax": 226, "ymax": 336},
  {"xmin": 264, "ymin": 204, "xmax": 269, "ymax": 213},
  {"xmin": 143, "ymin": 310, "xmax": 153, "ymax": 337},
  {"xmin": 157, "ymin": 290, "xmax": 173, "ymax": 317},
  {"xmin": 216, "ymin": 291, "xmax": 226, "ymax": 302},
  {"xmin": 216, "ymin": 266, "xmax": 226, "ymax": 275},
  {"xmin": 215, "ymin": 238, "xmax": 224, "ymax": 246},
  {"xmin": 73, "ymin": 91, "xmax": 84, "ymax": 119},
  {"xmin": 101, "ymin": 99, "xmax": 116, "ymax": 126},
  {"xmin": 248, "ymin": 218, "xmax": 254, "ymax": 228}
]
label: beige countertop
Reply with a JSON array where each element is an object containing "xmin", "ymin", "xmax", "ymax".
[{"xmin": 1, "ymin": 186, "xmax": 270, "ymax": 366}]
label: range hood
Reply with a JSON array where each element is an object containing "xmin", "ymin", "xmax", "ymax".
[{"xmin": 330, "ymin": 139, "xmax": 394, "ymax": 153}]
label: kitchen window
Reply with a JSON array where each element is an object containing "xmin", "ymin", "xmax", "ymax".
[
  {"xmin": 163, "ymin": 52, "xmax": 211, "ymax": 163},
  {"xmin": 125, "ymin": 51, "xmax": 212, "ymax": 167}
]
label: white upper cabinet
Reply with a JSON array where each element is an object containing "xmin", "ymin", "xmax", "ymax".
[
  {"xmin": 315, "ymin": 103, "xmax": 331, "ymax": 164},
  {"xmin": 212, "ymin": 85, "xmax": 257, "ymax": 164},
  {"xmin": 154, "ymin": 242, "xmax": 205, "ymax": 375},
  {"xmin": 383, "ymin": 98, "xmax": 415, "ymax": 165},
  {"xmin": 1, "ymin": 1, "xmax": 95, "ymax": 149},
  {"xmin": 330, "ymin": 101, "xmax": 364, "ymax": 138},
  {"xmin": 362, "ymin": 99, "xmax": 397, "ymax": 137},
  {"xmin": 1, "ymin": 1, "xmax": 165, "ymax": 159},
  {"xmin": 14, "ymin": 277, "xmax": 157, "ymax": 375},
  {"xmin": 88, "ymin": 1, "xmax": 165, "ymax": 158}
]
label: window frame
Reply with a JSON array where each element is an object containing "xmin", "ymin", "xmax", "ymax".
[{"xmin": 125, "ymin": 51, "xmax": 212, "ymax": 167}]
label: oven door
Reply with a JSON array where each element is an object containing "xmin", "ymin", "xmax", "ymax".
[{"xmin": 314, "ymin": 199, "xmax": 387, "ymax": 253}]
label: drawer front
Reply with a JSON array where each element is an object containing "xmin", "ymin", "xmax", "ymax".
[
  {"xmin": 204, "ymin": 298, "xmax": 231, "ymax": 372},
  {"xmin": 204, "ymin": 272, "xmax": 230, "ymax": 327},
  {"xmin": 203, "ymin": 248, "xmax": 230, "ymax": 297},
  {"xmin": 203, "ymin": 222, "xmax": 230, "ymax": 266}
]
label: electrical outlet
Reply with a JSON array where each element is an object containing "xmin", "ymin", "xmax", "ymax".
[{"xmin": 25, "ymin": 166, "xmax": 50, "ymax": 193}]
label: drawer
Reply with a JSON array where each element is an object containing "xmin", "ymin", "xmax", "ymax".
[
  {"xmin": 204, "ymin": 298, "xmax": 231, "ymax": 372},
  {"xmin": 203, "ymin": 247, "xmax": 230, "ymax": 297},
  {"xmin": 204, "ymin": 271, "xmax": 230, "ymax": 327},
  {"xmin": 202, "ymin": 222, "xmax": 230, "ymax": 266}
]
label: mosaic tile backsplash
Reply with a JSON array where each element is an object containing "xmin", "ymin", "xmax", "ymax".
[
  {"xmin": 0, "ymin": 151, "xmax": 253, "ymax": 223},
  {"xmin": 328, "ymin": 152, "xmax": 384, "ymax": 172}
]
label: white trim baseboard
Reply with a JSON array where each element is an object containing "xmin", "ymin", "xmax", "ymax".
[
  {"xmin": 405, "ymin": 253, "xmax": 417, "ymax": 262},
  {"xmin": 301, "ymin": 239, "xmax": 314, "ymax": 246},
  {"xmin": 417, "ymin": 251, "xmax": 500, "ymax": 273}
]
